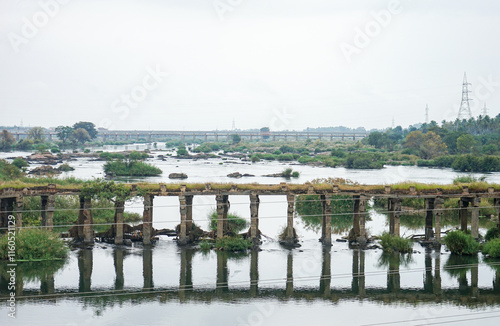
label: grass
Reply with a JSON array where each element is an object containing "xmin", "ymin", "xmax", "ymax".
[
  {"xmin": 104, "ymin": 160, "xmax": 162, "ymax": 176},
  {"xmin": 379, "ymin": 233, "xmax": 413, "ymax": 253},
  {"xmin": 199, "ymin": 240, "xmax": 212, "ymax": 251},
  {"xmin": 214, "ymin": 236, "xmax": 252, "ymax": 251},
  {"xmin": 209, "ymin": 210, "xmax": 247, "ymax": 234},
  {"xmin": 443, "ymin": 230, "xmax": 480, "ymax": 255},
  {"xmin": 0, "ymin": 228, "xmax": 69, "ymax": 261},
  {"xmin": 485, "ymin": 227, "xmax": 500, "ymax": 242}
]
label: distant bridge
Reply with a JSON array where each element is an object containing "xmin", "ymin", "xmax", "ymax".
[{"xmin": 12, "ymin": 130, "xmax": 367, "ymax": 142}]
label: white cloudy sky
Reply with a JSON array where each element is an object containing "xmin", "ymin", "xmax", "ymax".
[{"xmin": 1, "ymin": 0, "xmax": 500, "ymax": 131}]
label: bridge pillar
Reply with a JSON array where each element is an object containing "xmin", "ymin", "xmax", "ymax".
[
  {"xmin": 113, "ymin": 248, "xmax": 125, "ymax": 290},
  {"xmin": 215, "ymin": 133, "xmax": 219, "ymax": 142},
  {"xmin": 216, "ymin": 252, "xmax": 228, "ymax": 294},
  {"xmin": 103, "ymin": 133, "xmax": 107, "ymax": 142},
  {"xmin": 143, "ymin": 248, "xmax": 153, "ymax": 289},
  {"xmin": 0, "ymin": 198, "xmax": 15, "ymax": 230},
  {"xmin": 114, "ymin": 133, "xmax": 118, "ymax": 141},
  {"xmin": 388, "ymin": 198, "xmax": 401, "ymax": 237},
  {"xmin": 77, "ymin": 196, "xmax": 94, "ymax": 244},
  {"xmin": 387, "ymin": 253, "xmax": 400, "ymax": 292},
  {"xmin": 137, "ymin": 133, "xmax": 140, "ymax": 140},
  {"xmin": 282, "ymin": 194, "xmax": 298, "ymax": 247},
  {"xmin": 40, "ymin": 273, "xmax": 55, "ymax": 295},
  {"xmin": 286, "ymin": 251, "xmax": 293, "ymax": 296},
  {"xmin": 471, "ymin": 197, "xmax": 481, "ymax": 239},
  {"xmin": 434, "ymin": 253, "xmax": 442, "ymax": 295},
  {"xmin": 320, "ymin": 194, "xmax": 332, "ymax": 246},
  {"xmin": 125, "ymin": 133, "xmax": 129, "ymax": 141},
  {"xmin": 179, "ymin": 249, "xmax": 193, "ymax": 300},
  {"xmin": 16, "ymin": 133, "xmax": 20, "ymax": 141},
  {"xmin": 495, "ymin": 198, "xmax": 500, "ymax": 228},
  {"xmin": 434, "ymin": 197, "xmax": 444, "ymax": 242},
  {"xmin": 142, "ymin": 195, "xmax": 154, "ymax": 245},
  {"xmin": 425, "ymin": 198, "xmax": 435, "ymax": 241},
  {"xmin": 249, "ymin": 134, "xmax": 253, "ymax": 141},
  {"xmin": 250, "ymin": 250, "xmax": 259, "ymax": 296},
  {"xmin": 114, "ymin": 200, "xmax": 125, "ymax": 245},
  {"xmin": 204, "ymin": 133, "xmax": 207, "ymax": 142},
  {"xmin": 342, "ymin": 134, "xmax": 345, "ymax": 141},
  {"xmin": 250, "ymin": 193, "xmax": 260, "ymax": 245},
  {"xmin": 178, "ymin": 195, "xmax": 193, "ymax": 245},
  {"xmin": 15, "ymin": 196, "xmax": 23, "ymax": 229},
  {"xmin": 78, "ymin": 249, "xmax": 93, "ymax": 292},
  {"xmin": 351, "ymin": 195, "xmax": 367, "ymax": 246},
  {"xmin": 216, "ymin": 194, "xmax": 229, "ymax": 238},
  {"xmin": 459, "ymin": 198, "xmax": 470, "ymax": 231},
  {"xmin": 41, "ymin": 195, "xmax": 55, "ymax": 232},
  {"xmin": 295, "ymin": 134, "xmax": 298, "ymax": 141}
]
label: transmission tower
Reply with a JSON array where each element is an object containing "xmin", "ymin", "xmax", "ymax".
[
  {"xmin": 457, "ymin": 72, "xmax": 472, "ymax": 120},
  {"xmin": 481, "ymin": 103, "xmax": 489, "ymax": 117},
  {"xmin": 425, "ymin": 104, "xmax": 429, "ymax": 123}
]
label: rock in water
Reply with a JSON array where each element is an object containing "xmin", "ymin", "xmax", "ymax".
[{"xmin": 169, "ymin": 173, "xmax": 188, "ymax": 179}]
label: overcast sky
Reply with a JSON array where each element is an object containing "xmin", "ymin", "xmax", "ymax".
[{"xmin": 1, "ymin": 0, "xmax": 500, "ymax": 131}]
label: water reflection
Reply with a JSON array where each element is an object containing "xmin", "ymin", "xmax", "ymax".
[{"xmin": 2, "ymin": 247, "xmax": 500, "ymax": 309}]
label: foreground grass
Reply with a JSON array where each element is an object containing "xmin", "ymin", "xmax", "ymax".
[{"xmin": 0, "ymin": 229, "xmax": 69, "ymax": 261}]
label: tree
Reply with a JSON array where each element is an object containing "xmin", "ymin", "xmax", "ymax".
[
  {"xmin": 404, "ymin": 131, "xmax": 424, "ymax": 151},
  {"xmin": 27, "ymin": 127, "xmax": 45, "ymax": 143},
  {"xmin": 0, "ymin": 130, "xmax": 15, "ymax": 151},
  {"xmin": 231, "ymin": 134, "xmax": 241, "ymax": 144},
  {"xmin": 71, "ymin": 128, "xmax": 91, "ymax": 145},
  {"xmin": 73, "ymin": 121, "xmax": 97, "ymax": 139},
  {"xmin": 456, "ymin": 134, "xmax": 476, "ymax": 154},
  {"xmin": 420, "ymin": 131, "xmax": 447, "ymax": 159},
  {"xmin": 55, "ymin": 126, "xmax": 74, "ymax": 144}
]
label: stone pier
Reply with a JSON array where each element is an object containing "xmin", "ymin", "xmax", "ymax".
[
  {"xmin": 471, "ymin": 197, "xmax": 480, "ymax": 239},
  {"xmin": 282, "ymin": 194, "xmax": 298, "ymax": 247},
  {"xmin": 351, "ymin": 195, "xmax": 367, "ymax": 246},
  {"xmin": 459, "ymin": 198, "xmax": 470, "ymax": 232},
  {"xmin": 41, "ymin": 195, "xmax": 55, "ymax": 232},
  {"xmin": 250, "ymin": 193, "xmax": 260, "ymax": 245},
  {"xmin": 216, "ymin": 194, "xmax": 229, "ymax": 238},
  {"xmin": 434, "ymin": 197, "xmax": 444, "ymax": 242},
  {"xmin": 320, "ymin": 194, "xmax": 332, "ymax": 246},
  {"xmin": 77, "ymin": 196, "xmax": 94, "ymax": 244},
  {"xmin": 114, "ymin": 201, "xmax": 125, "ymax": 245},
  {"xmin": 388, "ymin": 198, "xmax": 401, "ymax": 237},
  {"xmin": 142, "ymin": 194, "xmax": 154, "ymax": 245},
  {"xmin": 15, "ymin": 196, "xmax": 23, "ymax": 228}
]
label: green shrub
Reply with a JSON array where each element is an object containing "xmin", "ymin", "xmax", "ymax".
[
  {"xmin": 453, "ymin": 175, "xmax": 486, "ymax": 184},
  {"xmin": 0, "ymin": 228, "xmax": 69, "ymax": 261},
  {"xmin": 379, "ymin": 233, "xmax": 413, "ymax": 253},
  {"xmin": 12, "ymin": 158, "xmax": 29, "ymax": 169},
  {"xmin": 345, "ymin": 153, "xmax": 384, "ymax": 169},
  {"xmin": 485, "ymin": 227, "xmax": 500, "ymax": 242},
  {"xmin": 483, "ymin": 238, "xmax": 500, "ymax": 258},
  {"xmin": 282, "ymin": 168, "xmax": 299, "ymax": 178},
  {"xmin": 215, "ymin": 236, "xmax": 252, "ymax": 251},
  {"xmin": 104, "ymin": 160, "xmax": 162, "ymax": 176},
  {"xmin": 443, "ymin": 230, "xmax": 479, "ymax": 255},
  {"xmin": 57, "ymin": 163, "xmax": 75, "ymax": 172},
  {"xmin": 209, "ymin": 210, "xmax": 247, "ymax": 234}
]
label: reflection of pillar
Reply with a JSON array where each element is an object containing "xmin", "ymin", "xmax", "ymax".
[
  {"xmin": 471, "ymin": 263, "xmax": 479, "ymax": 297},
  {"xmin": 434, "ymin": 197, "xmax": 444, "ymax": 241},
  {"xmin": 388, "ymin": 198, "xmax": 401, "ymax": 237},
  {"xmin": 459, "ymin": 198, "xmax": 470, "ymax": 232},
  {"xmin": 78, "ymin": 249, "xmax": 93, "ymax": 293},
  {"xmin": 41, "ymin": 195, "xmax": 55, "ymax": 231},
  {"xmin": 250, "ymin": 250, "xmax": 259, "ymax": 296},
  {"xmin": 351, "ymin": 250, "xmax": 359, "ymax": 293},
  {"xmin": 250, "ymin": 193, "xmax": 260, "ymax": 244},
  {"xmin": 425, "ymin": 198, "xmax": 435, "ymax": 241},
  {"xmin": 286, "ymin": 251, "xmax": 293, "ymax": 296},
  {"xmin": 434, "ymin": 253, "xmax": 441, "ymax": 295},
  {"xmin": 216, "ymin": 195, "xmax": 229, "ymax": 238},
  {"xmin": 424, "ymin": 250, "xmax": 433, "ymax": 292},
  {"xmin": 179, "ymin": 249, "xmax": 193, "ymax": 299},
  {"xmin": 114, "ymin": 201, "xmax": 125, "ymax": 245},
  {"xmin": 321, "ymin": 194, "xmax": 332, "ymax": 246},
  {"xmin": 320, "ymin": 248, "xmax": 331, "ymax": 296},
  {"xmin": 216, "ymin": 252, "xmax": 228, "ymax": 294},
  {"xmin": 40, "ymin": 274, "xmax": 55, "ymax": 294},
  {"xmin": 143, "ymin": 248, "xmax": 153, "ymax": 289},
  {"xmin": 387, "ymin": 254, "xmax": 400, "ymax": 293},
  {"xmin": 359, "ymin": 250, "xmax": 365, "ymax": 296},
  {"xmin": 494, "ymin": 270, "xmax": 500, "ymax": 293},
  {"xmin": 15, "ymin": 196, "xmax": 23, "ymax": 229},
  {"xmin": 143, "ymin": 194, "xmax": 154, "ymax": 245},
  {"xmin": 113, "ymin": 249, "xmax": 124, "ymax": 290},
  {"xmin": 471, "ymin": 197, "xmax": 481, "ymax": 239}
]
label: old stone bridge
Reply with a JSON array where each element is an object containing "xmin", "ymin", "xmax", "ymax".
[{"xmin": 1, "ymin": 183, "xmax": 499, "ymax": 246}]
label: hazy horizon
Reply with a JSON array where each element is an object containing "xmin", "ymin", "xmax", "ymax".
[{"xmin": 1, "ymin": 0, "xmax": 500, "ymax": 131}]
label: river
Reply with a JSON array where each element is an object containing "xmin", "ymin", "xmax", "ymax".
[{"xmin": 1, "ymin": 144, "xmax": 500, "ymax": 325}]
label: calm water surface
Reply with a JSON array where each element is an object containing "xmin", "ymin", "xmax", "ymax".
[{"xmin": 1, "ymin": 146, "xmax": 500, "ymax": 325}]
